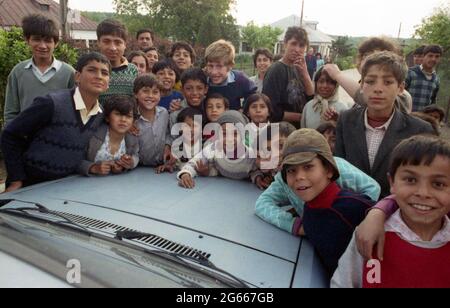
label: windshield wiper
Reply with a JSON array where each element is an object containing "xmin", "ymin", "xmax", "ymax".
[
  {"xmin": 0, "ymin": 199, "xmax": 92, "ymax": 236},
  {"xmin": 115, "ymin": 230, "xmax": 250, "ymax": 288}
]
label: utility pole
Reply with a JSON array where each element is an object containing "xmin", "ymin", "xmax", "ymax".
[
  {"xmin": 397, "ymin": 22, "xmax": 402, "ymax": 39},
  {"xmin": 300, "ymin": 0, "xmax": 305, "ymax": 27},
  {"xmin": 60, "ymin": 0, "xmax": 69, "ymax": 40}
]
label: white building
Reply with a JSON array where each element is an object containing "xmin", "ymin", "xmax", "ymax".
[{"xmin": 272, "ymin": 15, "xmax": 334, "ymax": 57}]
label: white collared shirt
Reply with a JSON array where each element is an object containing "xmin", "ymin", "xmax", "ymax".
[
  {"xmin": 208, "ymin": 71, "xmax": 235, "ymax": 87},
  {"xmin": 364, "ymin": 109, "xmax": 395, "ymax": 168},
  {"xmin": 25, "ymin": 57, "xmax": 62, "ymax": 83},
  {"xmin": 74, "ymin": 88, "xmax": 103, "ymax": 125},
  {"xmin": 386, "ymin": 210, "xmax": 450, "ymax": 248}
]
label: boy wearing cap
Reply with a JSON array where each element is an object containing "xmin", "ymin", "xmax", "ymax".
[
  {"xmin": 281, "ymin": 129, "xmax": 376, "ymax": 275},
  {"xmin": 177, "ymin": 110, "xmax": 257, "ymax": 189}
]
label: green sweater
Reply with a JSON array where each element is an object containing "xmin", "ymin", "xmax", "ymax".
[
  {"xmin": 99, "ymin": 63, "xmax": 138, "ymax": 106},
  {"xmin": 4, "ymin": 60, "xmax": 75, "ymax": 126}
]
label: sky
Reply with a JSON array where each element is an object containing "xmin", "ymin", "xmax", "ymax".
[{"xmin": 67, "ymin": 0, "xmax": 448, "ymax": 38}]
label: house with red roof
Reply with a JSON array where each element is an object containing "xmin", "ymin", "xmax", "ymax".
[{"xmin": 0, "ymin": 0, "xmax": 98, "ymax": 48}]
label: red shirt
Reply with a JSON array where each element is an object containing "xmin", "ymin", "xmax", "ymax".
[{"xmin": 363, "ymin": 232, "xmax": 450, "ymax": 288}]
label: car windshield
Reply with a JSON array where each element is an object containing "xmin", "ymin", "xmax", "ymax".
[{"xmin": 0, "ymin": 203, "xmax": 247, "ymax": 288}]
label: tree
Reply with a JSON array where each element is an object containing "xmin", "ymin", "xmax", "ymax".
[
  {"xmin": 241, "ymin": 22, "xmax": 283, "ymax": 52},
  {"xmin": 80, "ymin": 11, "xmax": 116, "ymax": 23},
  {"xmin": 198, "ymin": 12, "xmax": 222, "ymax": 47},
  {"xmin": 330, "ymin": 36, "xmax": 356, "ymax": 70},
  {"xmin": 414, "ymin": 6, "xmax": 450, "ymax": 53},
  {"xmin": 331, "ymin": 36, "xmax": 354, "ymax": 59},
  {"xmin": 414, "ymin": 5, "xmax": 450, "ymax": 115},
  {"xmin": 113, "ymin": 0, "xmax": 239, "ymax": 47}
]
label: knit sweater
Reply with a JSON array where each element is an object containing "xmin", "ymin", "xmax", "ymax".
[
  {"xmin": 207, "ymin": 70, "xmax": 257, "ymax": 111},
  {"xmin": 302, "ymin": 182, "xmax": 375, "ymax": 275},
  {"xmin": 4, "ymin": 59, "xmax": 75, "ymax": 126},
  {"xmin": 1, "ymin": 89, "xmax": 104, "ymax": 183},
  {"xmin": 99, "ymin": 61, "xmax": 138, "ymax": 106},
  {"xmin": 255, "ymin": 157, "xmax": 381, "ymax": 235}
]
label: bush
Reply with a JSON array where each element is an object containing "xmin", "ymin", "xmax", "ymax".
[
  {"xmin": 334, "ymin": 56, "xmax": 356, "ymax": 71},
  {"xmin": 0, "ymin": 27, "xmax": 78, "ymax": 128},
  {"xmin": 235, "ymin": 54, "xmax": 255, "ymax": 77}
]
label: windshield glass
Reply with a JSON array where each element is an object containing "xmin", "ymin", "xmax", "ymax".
[{"xmin": 0, "ymin": 212, "xmax": 234, "ymax": 288}]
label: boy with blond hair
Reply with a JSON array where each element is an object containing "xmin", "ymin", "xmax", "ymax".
[
  {"xmin": 335, "ymin": 51, "xmax": 434, "ymax": 198},
  {"xmin": 204, "ymin": 39, "xmax": 256, "ymax": 111}
]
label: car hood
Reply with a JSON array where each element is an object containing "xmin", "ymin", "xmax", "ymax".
[{"xmin": 0, "ymin": 168, "xmax": 328, "ymax": 288}]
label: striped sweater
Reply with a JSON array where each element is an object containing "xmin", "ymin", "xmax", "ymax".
[{"xmin": 99, "ymin": 60, "xmax": 138, "ymax": 106}]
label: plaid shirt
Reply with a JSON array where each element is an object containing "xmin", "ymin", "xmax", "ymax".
[{"xmin": 406, "ymin": 65, "xmax": 440, "ymax": 111}]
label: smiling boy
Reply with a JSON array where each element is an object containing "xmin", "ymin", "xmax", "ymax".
[
  {"xmin": 281, "ymin": 129, "xmax": 375, "ymax": 275},
  {"xmin": 4, "ymin": 14, "xmax": 75, "ymax": 126},
  {"xmin": 169, "ymin": 42, "xmax": 196, "ymax": 92},
  {"xmin": 332, "ymin": 135, "xmax": 450, "ymax": 288},
  {"xmin": 133, "ymin": 75, "xmax": 172, "ymax": 168},
  {"xmin": 169, "ymin": 68, "xmax": 208, "ymax": 128},
  {"xmin": 1, "ymin": 53, "xmax": 111, "ymax": 192},
  {"xmin": 204, "ymin": 40, "xmax": 256, "ymax": 111},
  {"xmin": 335, "ymin": 51, "xmax": 434, "ymax": 198}
]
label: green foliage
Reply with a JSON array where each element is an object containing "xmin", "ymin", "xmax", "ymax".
[
  {"xmin": 81, "ymin": 11, "xmax": 116, "ymax": 23},
  {"xmin": 414, "ymin": 5, "xmax": 450, "ymax": 109},
  {"xmin": 414, "ymin": 6, "xmax": 450, "ymax": 53},
  {"xmin": 240, "ymin": 22, "xmax": 283, "ymax": 52},
  {"xmin": 235, "ymin": 54, "xmax": 254, "ymax": 76},
  {"xmin": 330, "ymin": 36, "xmax": 356, "ymax": 70},
  {"xmin": 54, "ymin": 41, "xmax": 79, "ymax": 66},
  {"xmin": 334, "ymin": 56, "xmax": 356, "ymax": 71},
  {"xmin": 198, "ymin": 12, "xmax": 222, "ymax": 47},
  {"xmin": 113, "ymin": 0, "xmax": 239, "ymax": 47},
  {"xmin": 0, "ymin": 27, "xmax": 78, "ymax": 128},
  {"xmin": 331, "ymin": 36, "xmax": 355, "ymax": 59}
]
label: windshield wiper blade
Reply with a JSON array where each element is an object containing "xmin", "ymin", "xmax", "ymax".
[
  {"xmin": 115, "ymin": 230, "xmax": 249, "ymax": 288},
  {"xmin": 0, "ymin": 199, "xmax": 92, "ymax": 236},
  {"xmin": 116, "ymin": 230, "xmax": 211, "ymax": 264}
]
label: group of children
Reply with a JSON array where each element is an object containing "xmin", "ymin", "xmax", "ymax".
[{"xmin": 1, "ymin": 14, "xmax": 449, "ymax": 288}]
